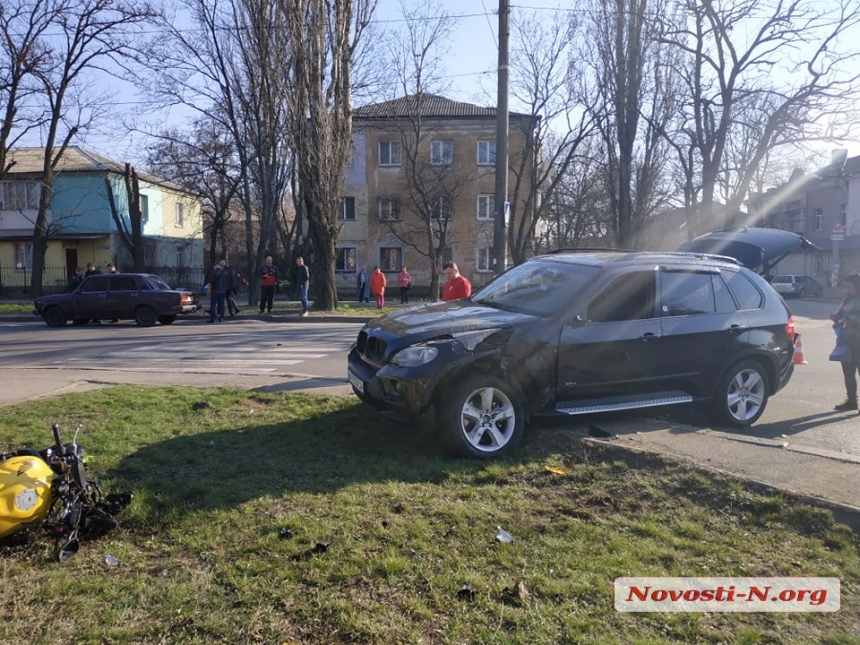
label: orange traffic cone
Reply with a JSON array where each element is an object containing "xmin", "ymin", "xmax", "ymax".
[{"xmin": 793, "ymin": 333, "xmax": 808, "ymax": 365}]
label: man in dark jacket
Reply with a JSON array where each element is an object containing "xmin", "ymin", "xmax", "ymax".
[{"xmin": 207, "ymin": 259, "xmax": 234, "ymax": 323}]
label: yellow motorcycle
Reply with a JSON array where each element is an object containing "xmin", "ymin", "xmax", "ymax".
[{"xmin": 0, "ymin": 423, "xmax": 131, "ymax": 561}]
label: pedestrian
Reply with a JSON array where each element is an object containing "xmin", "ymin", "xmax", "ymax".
[
  {"xmin": 356, "ymin": 267, "xmax": 369, "ymax": 303},
  {"xmin": 68, "ymin": 266, "xmax": 84, "ymax": 292},
  {"xmin": 370, "ymin": 266, "xmax": 387, "ymax": 309},
  {"xmin": 441, "ymin": 261, "xmax": 472, "ymax": 301},
  {"xmin": 296, "ymin": 256, "xmax": 310, "ymax": 316},
  {"xmin": 84, "ymin": 262, "xmax": 101, "ymax": 278},
  {"xmin": 227, "ymin": 267, "xmax": 241, "ymax": 316},
  {"xmin": 206, "ymin": 259, "xmax": 234, "ymax": 323},
  {"xmin": 105, "ymin": 262, "xmax": 119, "ymax": 322},
  {"xmin": 830, "ymin": 273, "xmax": 860, "ymax": 411},
  {"xmin": 397, "ymin": 265, "xmax": 412, "ymax": 304},
  {"xmin": 258, "ymin": 255, "xmax": 280, "ymax": 314}
]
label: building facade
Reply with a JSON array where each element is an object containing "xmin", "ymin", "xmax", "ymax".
[
  {"xmin": 0, "ymin": 147, "xmax": 204, "ymax": 293},
  {"xmin": 748, "ymin": 152, "xmax": 860, "ymax": 284},
  {"xmin": 334, "ymin": 94, "xmax": 538, "ymax": 297}
]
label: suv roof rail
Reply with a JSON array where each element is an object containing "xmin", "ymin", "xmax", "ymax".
[
  {"xmin": 544, "ymin": 247, "xmax": 633, "ymax": 254},
  {"xmin": 616, "ymin": 250, "xmax": 743, "ymax": 266}
]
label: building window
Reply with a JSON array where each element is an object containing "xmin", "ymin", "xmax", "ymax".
[
  {"xmin": 477, "ymin": 247, "xmax": 494, "ymax": 272},
  {"xmin": 13, "ymin": 243, "xmax": 33, "ymax": 272},
  {"xmin": 477, "ymin": 194, "xmax": 495, "ymax": 221},
  {"xmin": 431, "ymin": 197, "xmax": 449, "ymax": 220},
  {"xmin": 0, "ymin": 181, "xmax": 41, "ymax": 210},
  {"xmin": 477, "ymin": 140, "xmax": 496, "ymax": 165},
  {"xmin": 140, "ymin": 194, "xmax": 149, "ymax": 224},
  {"xmin": 379, "ymin": 141, "xmax": 402, "ymax": 166},
  {"xmin": 841, "ymin": 203, "xmax": 848, "ymax": 226},
  {"xmin": 430, "ymin": 140, "xmax": 454, "ymax": 165},
  {"xmin": 378, "ymin": 197, "xmax": 400, "ymax": 221},
  {"xmin": 380, "ymin": 247, "xmax": 402, "ymax": 272},
  {"xmin": 336, "ymin": 247, "xmax": 357, "ymax": 272},
  {"xmin": 176, "ymin": 244, "xmax": 185, "ymax": 267},
  {"xmin": 339, "ymin": 196, "xmax": 356, "ymax": 221},
  {"xmin": 438, "ymin": 247, "xmax": 453, "ymax": 269},
  {"xmin": 813, "ymin": 208, "xmax": 823, "ymax": 231},
  {"xmin": 175, "ymin": 203, "xmax": 185, "ymax": 227}
]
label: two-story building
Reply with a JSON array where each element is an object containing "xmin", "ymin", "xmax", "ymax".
[
  {"xmin": 0, "ymin": 146, "xmax": 204, "ymax": 292},
  {"xmin": 335, "ymin": 94, "xmax": 538, "ymax": 295},
  {"xmin": 747, "ymin": 151, "xmax": 860, "ymax": 283}
]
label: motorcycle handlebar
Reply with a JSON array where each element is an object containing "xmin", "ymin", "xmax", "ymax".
[{"xmin": 52, "ymin": 423, "xmax": 63, "ymax": 452}]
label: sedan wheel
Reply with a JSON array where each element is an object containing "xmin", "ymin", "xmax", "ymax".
[
  {"xmin": 44, "ymin": 306, "xmax": 67, "ymax": 327},
  {"xmin": 711, "ymin": 360, "xmax": 770, "ymax": 427},
  {"xmin": 440, "ymin": 375, "xmax": 524, "ymax": 458},
  {"xmin": 134, "ymin": 305, "xmax": 157, "ymax": 327}
]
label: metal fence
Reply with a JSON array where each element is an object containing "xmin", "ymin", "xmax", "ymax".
[{"xmin": 0, "ymin": 266, "xmax": 207, "ymax": 297}]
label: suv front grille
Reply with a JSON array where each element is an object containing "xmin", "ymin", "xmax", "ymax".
[{"xmin": 364, "ymin": 336, "xmax": 388, "ymax": 362}]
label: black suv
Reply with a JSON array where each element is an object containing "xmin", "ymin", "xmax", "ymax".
[{"xmin": 347, "ymin": 250, "xmax": 796, "ymax": 458}]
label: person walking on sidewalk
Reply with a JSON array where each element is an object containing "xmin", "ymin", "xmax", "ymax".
[
  {"xmin": 356, "ymin": 267, "xmax": 370, "ymax": 303},
  {"xmin": 296, "ymin": 256, "xmax": 310, "ymax": 316},
  {"xmin": 831, "ymin": 273, "xmax": 860, "ymax": 411},
  {"xmin": 258, "ymin": 256, "xmax": 280, "ymax": 314},
  {"xmin": 370, "ymin": 266, "xmax": 386, "ymax": 309},
  {"xmin": 397, "ymin": 265, "xmax": 412, "ymax": 304}
]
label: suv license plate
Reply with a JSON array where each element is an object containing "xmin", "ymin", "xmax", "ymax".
[{"xmin": 348, "ymin": 370, "xmax": 364, "ymax": 393}]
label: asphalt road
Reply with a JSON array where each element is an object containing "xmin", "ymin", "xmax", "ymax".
[{"xmin": 2, "ymin": 302, "xmax": 860, "ymax": 516}]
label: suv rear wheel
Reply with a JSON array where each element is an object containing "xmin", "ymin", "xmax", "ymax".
[
  {"xmin": 711, "ymin": 359, "xmax": 770, "ymax": 427},
  {"xmin": 439, "ymin": 375, "xmax": 524, "ymax": 458}
]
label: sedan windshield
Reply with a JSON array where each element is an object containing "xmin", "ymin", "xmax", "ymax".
[{"xmin": 471, "ymin": 259, "xmax": 600, "ymax": 316}]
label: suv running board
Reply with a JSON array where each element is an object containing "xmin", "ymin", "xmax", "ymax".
[{"xmin": 556, "ymin": 391, "xmax": 693, "ymax": 415}]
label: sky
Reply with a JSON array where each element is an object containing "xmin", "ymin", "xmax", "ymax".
[{"xmin": 34, "ymin": 0, "xmax": 860, "ymax": 168}]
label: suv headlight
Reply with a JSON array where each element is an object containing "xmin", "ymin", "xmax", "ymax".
[{"xmin": 391, "ymin": 346, "xmax": 438, "ymax": 367}]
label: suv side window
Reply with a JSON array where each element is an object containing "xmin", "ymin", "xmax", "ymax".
[
  {"xmin": 723, "ymin": 270, "xmax": 763, "ymax": 310},
  {"xmin": 713, "ymin": 275, "xmax": 738, "ymax": 313},
  {"xmin": 660, "ymin": 271, "xmax": 715, "ymax": 316},
  {"xmin": 80, "ymin": 276, "xmax": 109, "ymax": 292},
  {"xmin": 588, "ymin": 271, "xmax": 656, "ymax": 322}
]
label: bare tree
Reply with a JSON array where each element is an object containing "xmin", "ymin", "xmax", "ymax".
[
  {"xmin": 145, "ymin": 119, "xmax": 243, "ymax": 269},
  {"xmin": 506, "ymin": 11, "xmax": 599, "ymax": 264},
  {"xmin": 104, "ymin": 163, "xmax": 145, "ymax": 270},
  {"xmin": 143, "ymin": 0, "xmax": 293, "ymax": 307},
  {"xmin": 282, "ymin": 0, "xmax": 377, "ymax": 311},
  {"xmin": 0, "ymin": 0, "xmax": 59, "ymax": 180},
  {"xmin": 660, "ymin": 0, "xmax": 860, "ymax": 236},
  {"xmin": 584, "ymin": 0, "xmax": 675, "ymax": 248},
  {"xmin": 24, "ymin": 0, "xmax": 155, "ymax": 296}
]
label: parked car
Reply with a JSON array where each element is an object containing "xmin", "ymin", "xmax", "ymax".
[
  {"xmin": 347, "ymin": 249, "xmax": 797, "ymax": 458},
  {"xmin": 33, "ymin": 273, "xmax": 200, "ymax": 328},
  {"xmin": 770, "ymin": 274, "xmax": 825, "ymax": 298}
]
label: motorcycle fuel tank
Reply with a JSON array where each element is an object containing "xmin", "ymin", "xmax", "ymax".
[{"xmin": 0, "ymin": 454, "xmax": 55, "ymax": 538}]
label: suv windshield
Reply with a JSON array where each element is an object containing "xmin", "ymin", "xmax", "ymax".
[{"xmin": 471, "ymin": 259, "xmax": 600, "ymax": 316}]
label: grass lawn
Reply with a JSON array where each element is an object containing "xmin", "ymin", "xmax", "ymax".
[
  {"xmin": 0, "ymin": 301, "xmax": 34, "ymax": 314},
  {"xmin": 0, "ymin": 386, "xmax": 858, "ymax": 644}
]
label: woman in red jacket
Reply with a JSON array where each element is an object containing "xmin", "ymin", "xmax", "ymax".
[{"xmin": 370, "ymin": 266, "xmax": 387, "ymax": 309}]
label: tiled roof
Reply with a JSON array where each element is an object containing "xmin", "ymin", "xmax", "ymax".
[
  {"xmin": 3, "ymin": 146, "xmax": 189, "ymax": 193},
  {"xmin": 353, "ymin": 93, "xmax": 534, "ymax": 121}
]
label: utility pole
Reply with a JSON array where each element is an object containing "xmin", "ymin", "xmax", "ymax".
[{"xmin": 493, "ymin": 0, "xmax": 509, "ymax": 275}]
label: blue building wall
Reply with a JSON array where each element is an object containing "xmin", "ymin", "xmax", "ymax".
[{"xmin": 50, "ymin": 172, "xmax": 132, "ymax": 234}]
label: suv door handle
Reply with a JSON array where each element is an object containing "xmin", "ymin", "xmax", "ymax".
[
  {"xmin": 640, "ymin": 332, "xmax": 659, "ymax": 342},
  {"xmin": 729, "ymin": 324, "xmax": 746, "ymax": 333}
]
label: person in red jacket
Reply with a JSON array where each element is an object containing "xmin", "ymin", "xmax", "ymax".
[
  {"xmin": 370, "ymin": 266, "xmax": 387, "ymax": 308},
  {"xmin": 442, "ymin": 261, "xmax": 471, "ymax": 301}
]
